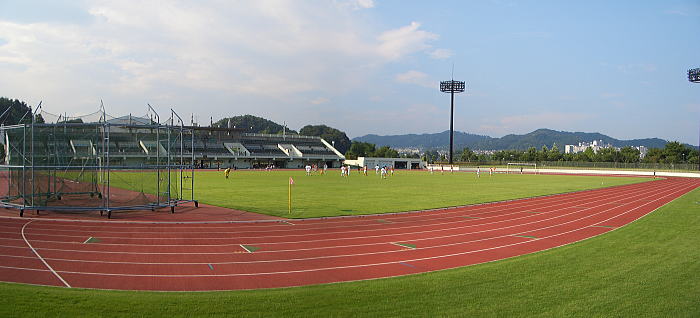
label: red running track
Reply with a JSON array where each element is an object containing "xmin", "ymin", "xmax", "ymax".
[{"xmin": 0, "ymin": 176, "xmax": 698, "ymax": 291}]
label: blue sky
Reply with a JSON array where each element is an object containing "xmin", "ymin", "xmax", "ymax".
[{"xmin": 0, "ymin": 0, "xmax": 699, "ymax": 144}]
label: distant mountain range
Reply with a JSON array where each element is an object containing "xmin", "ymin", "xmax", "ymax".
[{"xmin": 353, "ymin": 129, "xmax": 675, "ymax": 150}]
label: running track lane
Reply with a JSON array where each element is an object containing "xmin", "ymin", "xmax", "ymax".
[{"xmin": 0, "ymin": 177, "xmax": 697, "ymax": 291}]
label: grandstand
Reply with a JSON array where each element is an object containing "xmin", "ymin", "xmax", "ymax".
[
  {"xmin": 0, "ymin": 107, "xmax": 344, "ymax": 217},
  {"xmin": 56, "ymin": 113, "xmax": 345, "ymax": 168}
]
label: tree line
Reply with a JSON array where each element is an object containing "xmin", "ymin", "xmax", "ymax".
[{"xmin": 424, "ymin": 142, "xmax": 699, "ymax": 165}]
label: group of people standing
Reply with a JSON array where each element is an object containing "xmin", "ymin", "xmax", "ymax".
[
  {"xmin": 339, "ymin": 164, "xmax": 394, "ymax": 179},
  {"xmin": 305, "ymin": 163, "xmax": 328, "ymax": 176}
]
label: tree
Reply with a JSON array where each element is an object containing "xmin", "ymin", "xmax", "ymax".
[
  {"xmin": 643, "ymin": 148, "xmax": 663, "ymax": 163},
  {"xmin": 372, "ymin": 146, "xmax": 399, "ymax": 158},
  {"xmin": 547, "ymin": 144, "xmax": 562, "ymax": 161},
  {"xmin": 348, "ymin": 141, "xmax": 376, "ymax": 158},
  {"xmin": 344, "ymin": 150, "xmax": 357, "ymax": 160},
  {"xmin": 459, "ymin": 147, "xmax": 476, "ymax": 162},
  {"xmin": 619, "ymin": 146, "xmax": 640, "ymax": 163},
  {"xmin": 522, "ymin": 147, "xmax": 538, "ymax": 161},
  {"xmin": 0, "ymin": 97, "xmax": 40, "ymax": 125},
  {"xmin": 213, "ymin": 115, "xmax": 297, "ymax": 135},
  {"xmin": 661, "ymin": 141, "xmax": 691, "ymax": 164},
  {"xmin": 537, "ymin": 145, "xmax": 549, "ymax": 162},
  {"xmin": 299, "ymin": 125, "xmax": 351, "ymax": 154},
  {"xmin": 423, "ymin": 149, "xmax": 440, "ymax": 163}
]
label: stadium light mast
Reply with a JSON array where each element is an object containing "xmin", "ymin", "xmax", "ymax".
[
  {"xmin": 689, "ymin": 68, "xmax": 700, "ymax": 171},
  {"xmin": 440, "ymin": 79, "xmax": 465, "ymax": 164}
]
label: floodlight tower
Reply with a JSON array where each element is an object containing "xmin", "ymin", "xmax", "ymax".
[
  {"xmin": 440, "ymin": 79, "xmax": 465, "ymax": 164},
  {"xmin": 689, "ymin": 68, "xmax": 700, "ymax": 171}
]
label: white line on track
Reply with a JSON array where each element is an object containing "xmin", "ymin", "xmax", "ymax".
[
  {"xmin": 17, "ymin": 179, "xmax": 682, "ymax": 251},
  {"xmin": 7, "ymin": 180, "xmax": 661, "ymax": 244},
  {"xmin": 5, "ymin": 180, "xmax": 694, "ymax": 268},
  {"xmin": 0, "ymin": 179, "xmax": 655, "ymax": 232},
  {"xmin": 21, "ymin": 220, "xmax": 71, "ymax": 288},
  {"xmin": 2, "ymin": 179, "xmax": 685, "ymax": 259},
  {"xmin": 239, "ymin": 244, "xmax": 252, "ymax": 253},
  {"xmin": 37, "ymin": 183, "xmax": 696, "ymax": 278}
]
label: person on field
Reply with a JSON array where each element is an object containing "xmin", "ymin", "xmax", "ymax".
[
  {"xmin": 375, "ymin": 164, "xmax": 380, "ymax": 175},
  {"xmin": 381, "ymin": 166, "xmax": 387, "ymax": 179},
  {"xmin": 341, "ymin": 165, "xmax": 347, "ymax": 177},
  {"xmin": 224, "ymin": 167, "xmax": 231, "ymax": 179},
  {"xmin": 476, "ymin": 166, "xmax": 480, "ymax": 178},
  {"xmin": 363, "ymin": 165, "xmax": 368, "ymax": 176}
]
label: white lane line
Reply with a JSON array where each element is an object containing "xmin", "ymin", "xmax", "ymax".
[
  {"xmin": 1, "ymin": 179, "xmax": 653, "ymax": 233},
  {"xmin": 21, "ymin": 220, "xmax": 71, "ymax": 288},
  {"xmin": 8, "ymin": 180, "xmax": 664, "ymax": 241},
  {"xmin": 42, "ymin": 184, "xmax": 692, "ymax": 279},
  {"xmin": 83, "ymin": 237, "xmax": 93, "ymax": 244},
  {"xmin": 15, "ymin": 179, "xmax": 680, "ymax": 251},
  {"xmin": 2, "ymin": 178, "xmax": 686, "ymax": 263},
  {"xmin": 4, "ymin": 181, "xmax": 690, "ymax": 269},
  {"xmin": 239, "ymin": 244, "xmax": 252, "ymax": 253}
]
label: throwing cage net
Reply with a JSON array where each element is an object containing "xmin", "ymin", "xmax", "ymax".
[{"xmin": 0, "ymin": 105, "xmax": 197, "ymax": 218}]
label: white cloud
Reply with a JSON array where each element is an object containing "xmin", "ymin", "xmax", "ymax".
[
  {"xmin": 311, "ymin": 97, "xmax": 330, "ymax": 105},
  {"xmin": 355, "ymin": 0, "xmax": 375, "ymax": 9},
  {"xmin": 395, "ymin": 70, "xmax": 434, "ymax": 88},
  {"xmin": 0, "ymin": 1, "xmax": 447, "ymax": 138},
  {"xmin": 377, "ymin": 22, "xmax": 439, "ymax": 60},
  {"xmin": 429, "ymin": 48, "xmax": 453, "ymax": 59}
]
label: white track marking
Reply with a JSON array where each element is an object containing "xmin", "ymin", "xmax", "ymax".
[
  {"xmin": 15, "ymin": 179, "xmax": 680, "ymax": 251},
  {"xmin": 5, "ymin": 180, "xmax": 663, "ymax": 246},
  {"xmin": 1, "ymin": 179, "xmax": 684, "ymax": 260},
  {"xmin": 0, "ymin": 179, "xmax": 652, "ymax": 232},
  {"xmin": 40, "ymin": 184, "xmax": 694, "ymax": 278},
  {"xmin": 239, "ymin": 244, "xmax": 252, "ymax": 253},
  {"xmin": 21, "ymin": 220, "xmax": 71, "ymax": 288},
  {"xmin": 83, "ymin": 237, "xmax": 93, "ymax": 244},
  {"xmin": 3, "ymin": 180, "xmax": 692, "ymax": 268}
]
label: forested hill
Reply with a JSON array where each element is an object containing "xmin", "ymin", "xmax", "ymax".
[
  {"xmin": 213, "ymin": 115, "xmax": 298, "ymax": 135},
  {"xmin": 353, "ymin": 129, "xmax": 671, "ymax": 150}
]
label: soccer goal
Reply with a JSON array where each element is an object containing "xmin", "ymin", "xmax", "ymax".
[{"xmin": 506, "ymin": 162, "xmax": 538, "ymax": 174}]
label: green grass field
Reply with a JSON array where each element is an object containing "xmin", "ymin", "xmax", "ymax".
[
  {"xmin": 152, "ymin": 170, "xmax": 647, "ymax": 218},
  {"xmin": 1, "ymin": 181, "xmax": 698, "ymax": 317}
]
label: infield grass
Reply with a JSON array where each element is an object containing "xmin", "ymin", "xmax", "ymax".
[
  {"xmin": 1, "ymin": 183, "xmax": 698, "ymax": 317},
  {"xmin": 107, "ymin": 170, "xmax": 649, "ymax": 218}
]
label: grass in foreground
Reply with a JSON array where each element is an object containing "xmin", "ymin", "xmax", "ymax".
[
  {"xmin": 1, "ymin": 184, "xmax": 698, "ymax": 317},
  {"xmin": 176, "ymin": 170, "xmax": 645, "ymax": 218}
]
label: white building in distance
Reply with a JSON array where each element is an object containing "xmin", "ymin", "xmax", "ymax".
[{"xmin": 565, "ymin": 140, "xmax": 648, "ymax": 158}]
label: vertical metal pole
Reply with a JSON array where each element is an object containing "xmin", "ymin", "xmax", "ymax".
[
  {"xmin": 105, "ymin": 123, "xmax": 110, "ymax": 214},
  {"xmin": 21, "ymin": 122, "xmax": 26, "ymax": 210},
  {"xmin": 191, "ymin": 126, "xmax": 195, "ymax": 201},
  {"xmin": 449, "ymin": 90, "xmax": 454, "ymax": 165},
  {"xmin": 167, "ymin": 116, "xmax": 171, "ymax": 207}
]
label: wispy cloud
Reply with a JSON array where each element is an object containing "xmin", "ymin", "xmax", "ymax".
[
  {"xmin": 429, "ymin": 48, "xmax": 453, "ymax": 59},
  {"xmin": 395, "ymin": 70, "xmax": 434, "ymax": 88},
  {"xmin": 0, "ymin": 2, "xmax": 442, "ymax": 119},
  {"xmin": 377, "ymin": 22, "xmax": 439, "ymax": 60},
  {"xmin": 311, "ymin": 97, "xmax": 330, "ymax": 105}
]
